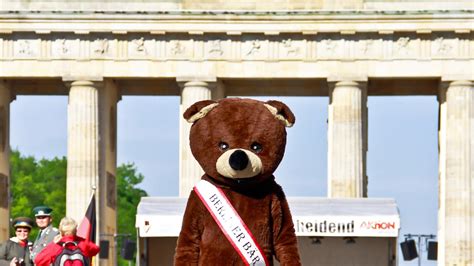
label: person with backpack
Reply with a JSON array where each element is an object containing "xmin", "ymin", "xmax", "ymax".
[{"xmin": 34, "ymin": 217, "xmax": 99, "ymax": 266}]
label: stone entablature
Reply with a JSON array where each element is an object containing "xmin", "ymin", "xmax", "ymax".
[
  {"xmin": 1, "ymin": 10, "xmax": 472, "ymax": 33},
  {"xmin": 1, "ymin": 11, "xmax": 472, "ymax": 82},
  {"xmin": 0, "ymin": 32, "xmax": 472, "ymax": 62},
  {"xmin": 1, "ymin": 11, "xmax": 472, "ymax": 78},
  {"xmin": 0, "ymin": 0, "xmax": 472, "ymax": 11}
]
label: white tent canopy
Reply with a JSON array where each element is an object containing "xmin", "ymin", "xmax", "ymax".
[{"xmin": 136, "ymin": 197, "xmax": 400, "ymax": 238}]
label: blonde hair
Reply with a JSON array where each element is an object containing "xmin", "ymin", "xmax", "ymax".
[{"xmin": 59, "ymin": 217, "xmax": 77, "ymax": 236}]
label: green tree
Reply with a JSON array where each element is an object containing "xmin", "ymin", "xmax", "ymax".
[
  {"xmin": 116, "ymin": 163, "xmax": 148, "ymax": 266},
  {"xmin": 10, "ymin": 150, "xmax": 67, "ymax": 238},
  {"xmin": 10, "ymin": 150, "xmax": 148, "ymax": 265}
]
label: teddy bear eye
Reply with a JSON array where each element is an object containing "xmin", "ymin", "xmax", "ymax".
[
  {"xmin": 219, "ymin": 142, "xmax": 229, "ymax": 151},
  {"xmin": 250, "ymin": 142, "xmax": 262, "ymax": 153}
]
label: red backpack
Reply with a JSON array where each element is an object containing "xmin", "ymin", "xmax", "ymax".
[{"xmin": 53, "ymin": 241, "xmax": 90, "ymax": 266}]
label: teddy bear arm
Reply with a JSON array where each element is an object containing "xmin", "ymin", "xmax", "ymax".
[
  {"xmin": 272, "ymin": 195, "xmax": 302, "ymax": 266},
  {"xmin": 174, "ymin": 191, "xmax": 203, "ymax": 265}
]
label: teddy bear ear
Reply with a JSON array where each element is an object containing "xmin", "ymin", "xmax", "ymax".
[
  {"xmin": 264, "ymin": 100, "xmax": 296, "ymax": 127},
  {"xmin": 183, "ymin": 100, "xmax": 219, "ymax": 123}
]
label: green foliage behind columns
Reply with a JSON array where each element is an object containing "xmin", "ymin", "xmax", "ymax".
[
  {"xmin": 10, "ymin": 150, "xmax": 148, "ymax": 266},
  {"xmin": 116, "ymin": 163, "xmax": 148, "ymax": 265},
  {"xmin": 10, "ymin": 150, "xmax": 67, "ymax": 238}
]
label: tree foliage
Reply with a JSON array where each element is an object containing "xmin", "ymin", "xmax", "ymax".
[
  {"xmin": 116, "ymin": 163, "xmax": 148, "ymax": 265},
  {"xmin": 116, "ymin": 163, "xmax": 147, "ymax": 240},
  {"xmin": 10, "ymin": 150, "xmax": 147, "ymax": 265},
  {"xmin": 10, "ymin": 150, "xmax": 67, "ymax": 238}
]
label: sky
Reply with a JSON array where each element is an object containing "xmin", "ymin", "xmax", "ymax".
[{"xmin": 10, "ymin": 95, "xmax": 438, "ymax": 265}]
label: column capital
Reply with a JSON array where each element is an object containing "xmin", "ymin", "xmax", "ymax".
[
  {"xmin": 176, "ymin": 76, "xmax": 217, "ymax": 83},
  {"xmin": 438, "ymin": 80, "xmax": 473, "ymax": 101},
  {"xmin": 441, "ymin": 74, "xmax": 474, "ymax": 83},
  {"xmin": 327, "ymin": 75, "xmax": 368, "ymax": 83},
  {"xmin": 62, "ymin": 76, "xmax": 104, "ymax": 82},
  {"xmin": 442, "ymin": 80, "xmax": 473, "ymax": 88},
  {"xmin": 327, "ymin": 77, "xmax": 368, "ymax": 92},
  {"xmin": 176, "ymin": 76, "xmax": 217, "ymax": 88},
  {"xmin": 63, "ymin": 79, "xmax": 104, "ymax": 90},
  {"xmin": 62, "ymin": 76, "xmax": 104, "ymax": 89},
  {"xmin": 327, "ymin": 80, "xmax": 368, "ymax": 93}
]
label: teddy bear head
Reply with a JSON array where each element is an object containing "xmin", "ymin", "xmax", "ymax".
[{"xmin": 183, "ymin": 98, "xmax": 295, "ymax": 186}]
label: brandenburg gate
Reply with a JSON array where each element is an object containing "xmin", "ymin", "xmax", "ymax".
[{"xmin": 0, "ymin": 0, "xmax": 473, "ymax": 265}]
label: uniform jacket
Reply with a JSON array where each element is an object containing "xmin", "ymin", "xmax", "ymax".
[
  {"xmin": 34, "ymin": 235, "xmax": 100, "ymax": 266},
  {"xmin": 31, "ymin": 224, "xmax": 59, "ymax": 261},
  {"xmin": 0, "ymin": 237, "xmax": 33, "ymax": 266}
]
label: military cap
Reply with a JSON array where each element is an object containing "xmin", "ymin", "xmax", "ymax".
[
  {"xmin": 33, "ymin": 206, "xmax": 53, "ymax": 217},
  {"xmin": 12, "ymin": 217, "xmax": 34, "ymax": 229}
]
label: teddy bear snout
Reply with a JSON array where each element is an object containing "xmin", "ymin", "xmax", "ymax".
[
  {"xmin": 216, "ymin": 149, "xmax": 263, "ymax": 179},
  {"xmin": 229, "ymin": 150, "xmax": 249, "ymax": 171}
]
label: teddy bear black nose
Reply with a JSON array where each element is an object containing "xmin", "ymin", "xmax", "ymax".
[{"xmin": 229, "ymin": 150, "xmax": 249, "ymax": 171}]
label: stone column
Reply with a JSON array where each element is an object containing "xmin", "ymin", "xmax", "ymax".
[
  {"xmin": 438, "ymin": 80, "xmax": 474, "ymax": 265},
  {"xmin": 0, "ymin": 81, "xmax": 12, "ymax": 241},
  {"xmin": 98, "ymin": 79, "xmax": 120, "ymax": 266},
  {"xmin": 66, "ymin": 80, "xmax": 101, "ymax": 223},
  {"xmin": 213, "ymin": 79, "xmax": 226, "ymax": 101},
  {"xmin": 178, "ymin": 78, "xmax": 216, "ymax": 197},
  {"xmin": 327, "ymin": 80, "xmax": 368, "ymax": 198}
]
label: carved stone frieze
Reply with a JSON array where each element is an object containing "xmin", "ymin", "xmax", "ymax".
[
  {"xmin": 208, "ymin": 40, "xmax": 223, "ymax": 56},
  {"xmin": 318, "ymin": 39, "xmax": 344, "ymax": 59},
  {"xmin": 170, "ymin": 40, "xmax": 185, "ymax": 55},
  {"xmin": 433, "ymin": 37, "xmax": 455, "ymax": 57},
  {"xmin": 133, "ymin": 38, "xmax": 147, "ymax": 54},
  {"xmin": 205, "ymin": 39, "xmax": 233, "ymax": 60},
  {"xmin": 393, "ymin": 37, "xmax": 419, "ymax": 58},
  {"xmin": 246, "ymin": 40, "xmax": 262, "ymax": 56},
  {"xmin": 93, "ymin": 38, "xmax": 109, "ymax": 55},
  {"xmin": 129, "ymin": 37, "xmax": 153, "ymax": 57},
  {"xmin": 14, "ymin": 39, "xmax": 39, "ymax": 57},
  {"xmin": 280, "ymin": 39, "xmax": 302, "ymax": 59},
  {"xmin": 52, "ymin": 39, "xmax": 79, "ymax": 58},
  {"xmin": 1, "ymin": 34, "xmax": 471, "ymax": 62},
  {"xmin": 168, "ymin": 40, "xmax": 193, "ymax": 59},
  {"xmin": 243, "ymin": 40, "xmax": 268, "ymax": 60},
  {"xmin": 360, "ymin": 40, "xmax": 374, "ymax": 55}
]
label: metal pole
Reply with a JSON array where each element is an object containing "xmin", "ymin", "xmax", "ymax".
[
  {"xmin": 115, "ymin": 234, "xmax": 118, "ymax": 266},
  {"xmin": 418, "ymin": 235, "xmax": 422, "ymax": 266}
]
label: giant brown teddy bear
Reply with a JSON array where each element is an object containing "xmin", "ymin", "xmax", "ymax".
[{"xmin": 174, "ymin": 98, "xmax": 301, "ymax": 265}]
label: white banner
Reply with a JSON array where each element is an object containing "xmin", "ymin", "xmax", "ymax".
[{"xmin": 194, "ymin": 180, "xmax": 269, "ymax": 266}]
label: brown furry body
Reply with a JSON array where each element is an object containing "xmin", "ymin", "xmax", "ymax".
[{"xmin": 174, "ymin": 98, "xmax": 301, "ymax": 265}]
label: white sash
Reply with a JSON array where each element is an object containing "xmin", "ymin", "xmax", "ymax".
[{"xmin": 194, "ymin": 180, "xmax": 268, "ymax": 266}]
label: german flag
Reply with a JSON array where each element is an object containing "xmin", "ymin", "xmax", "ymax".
[{"xmin": 77, "ymin": 194, "xmax": 96, "ymax": 243}]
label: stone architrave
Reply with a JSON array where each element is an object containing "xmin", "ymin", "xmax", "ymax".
[
  {"xmin": 438, "ymin": 80, "xmax": 474, "ymax": 265},
  {"xmin": 178, "ymin": 79, "xmax": 215, "ymax": 196},
  {"xmin": 0, "ymin": 81, "xmax": 11, "ymax": 242},
  {"xmin": 328, "ymin": 80, "xmax": 368, "ymax": 198},
  {"xmin": 66, "ymin": 80, "xmax": 101, "ymax": 223}
]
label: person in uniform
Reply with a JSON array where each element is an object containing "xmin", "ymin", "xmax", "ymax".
[
  {"xmin": 30, "ymin": 206, "xmax": 59, "ymax": 262},
  {"xmin": 0, "ymin": 217, "xmax": 34, "ymax": 266}
]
